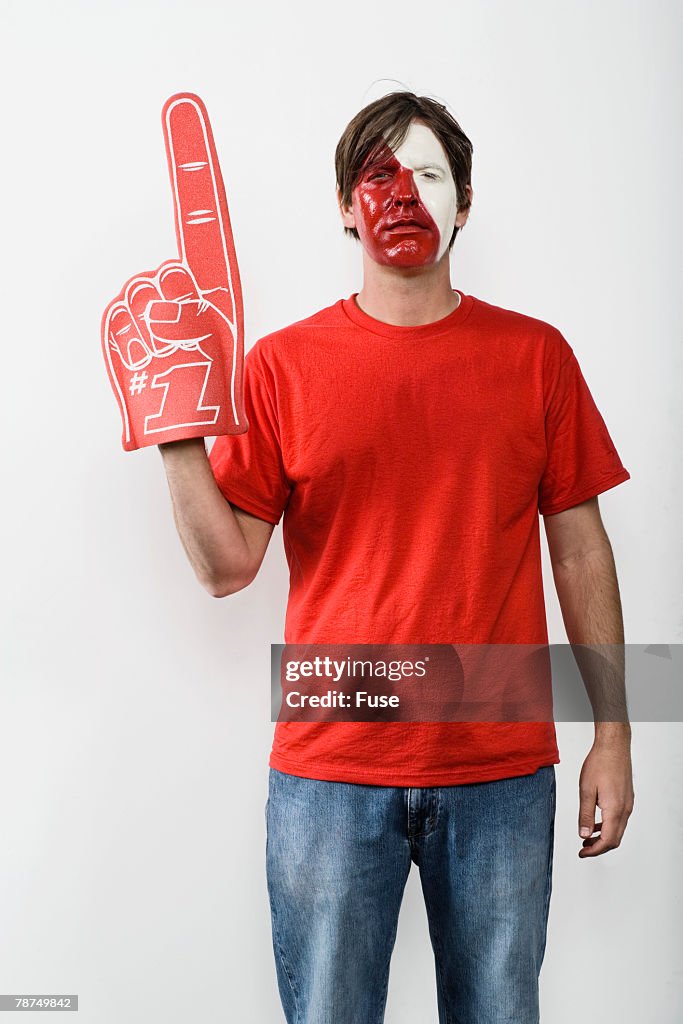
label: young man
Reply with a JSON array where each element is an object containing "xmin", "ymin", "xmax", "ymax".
[{"xmin": 159, "ymin": 91, "xmax": 634, "ymax": 1023}]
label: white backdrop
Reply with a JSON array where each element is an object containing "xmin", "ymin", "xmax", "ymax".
[{"xmin": 1, "ymin": 0, "xmax": 681, "ymax": 1021}]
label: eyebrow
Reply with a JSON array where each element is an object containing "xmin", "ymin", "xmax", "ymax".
[{"xmin": 365, "ymin": 160, "xmax": 447, "ymax": 174}]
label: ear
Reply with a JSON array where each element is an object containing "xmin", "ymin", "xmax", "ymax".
[
  {"xmin": 455, "ymin": 183, "xmax": 474, "ymax": 230},
  {"xmin": 337, "ymin": 187, "xmax": 356, "ymax": 230}
]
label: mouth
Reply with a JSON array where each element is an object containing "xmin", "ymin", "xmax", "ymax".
[{"xmin": 384, "ymin": 220, "xmax": 427, "ymax": 232}]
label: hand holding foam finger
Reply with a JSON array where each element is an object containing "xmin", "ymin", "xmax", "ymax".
[{"xmin": 101, "ymin": 93, "xmax": 247, "ymax": 452}]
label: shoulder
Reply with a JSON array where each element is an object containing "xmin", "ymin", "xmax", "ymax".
[
  {"xmin": 473, "ymin": 294, "xmax": 574, "ymax": 368},
  {"xmin": 245, "ymin": 298, "xmax": 347, "ymax": 373},
  {"xmin": 472, "ymin": 294, "xmax": 565, "ymax": 340}
]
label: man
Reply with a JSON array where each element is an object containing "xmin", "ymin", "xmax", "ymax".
[{"xmin": 158, "ymin": 91, "xmax": 634, "ymax": 1023}]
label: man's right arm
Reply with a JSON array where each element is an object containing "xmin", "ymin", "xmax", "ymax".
[{"xmin": 158, "ymin": 437, "xmax": 275, "ymax": 597}]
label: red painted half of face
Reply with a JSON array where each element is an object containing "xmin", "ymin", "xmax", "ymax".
[{"xmin": 351, "ymin": 142, "xmax": 442, "ymax": 267}]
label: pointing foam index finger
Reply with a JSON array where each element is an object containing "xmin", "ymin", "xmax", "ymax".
[{"xmin": 162, "ymin": 93, "xmax": 238, "ymax": 304}]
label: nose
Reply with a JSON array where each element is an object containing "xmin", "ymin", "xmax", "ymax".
[{"xmin": 390, "ymin": 166, "xmax": 419, "ymax": 209}]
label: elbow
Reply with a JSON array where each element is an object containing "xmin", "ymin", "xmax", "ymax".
[
  {"xmin": 202, "ymin": 568, "xmax": 255, "ymax": 598},
  {"xmin": 551, "ymin": 540, "xmax": 614, "ymax": 574}
]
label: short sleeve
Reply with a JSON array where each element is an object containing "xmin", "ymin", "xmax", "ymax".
[
  {"xmin": 538, "ymin": 330, "xmax": 630, "ymax": 516},
  {"xmin": 208, "ymin": 345, "xmax": 291, "ymax": 525}
]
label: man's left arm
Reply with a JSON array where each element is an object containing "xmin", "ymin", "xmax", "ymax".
[{"xmin": 544, "ymin": 496, "xmax": 635, "ymax": 858}]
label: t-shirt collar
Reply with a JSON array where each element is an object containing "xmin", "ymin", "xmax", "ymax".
[{"xmin": 340, "ymin": 289, "xmax": 474, "ymax": 339}]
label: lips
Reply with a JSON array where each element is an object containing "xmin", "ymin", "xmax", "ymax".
[{"xmin": 384, "ymin": 219, "xmax": 427, "ymax": 232}]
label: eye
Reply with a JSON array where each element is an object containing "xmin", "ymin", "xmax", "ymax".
[
  {"xmin": 422, "ymin": 172, "xmax": 439, "ymax": 181},
  {"xmin": 369, "ymin": 172, "xmax": 389, "ymax": 181}
]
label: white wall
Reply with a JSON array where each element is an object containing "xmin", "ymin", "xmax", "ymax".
[{"xmin": 1, "ymin": 0, "xmax": 681, "ymax": 1020}]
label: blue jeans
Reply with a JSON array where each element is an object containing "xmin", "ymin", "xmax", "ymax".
[{"xmin": 265, "ymin": 764, "xmax": 556, "ymax": 1024}]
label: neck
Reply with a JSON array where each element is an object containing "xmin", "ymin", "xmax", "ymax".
[{"xmin": 354, "ymin": 253, "xmax": 460, "ymax": 327}]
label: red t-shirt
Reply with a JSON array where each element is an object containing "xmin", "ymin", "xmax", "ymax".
[{"xmin": 208, "ymin": 290, "xmax": 630, "ymax": 786}]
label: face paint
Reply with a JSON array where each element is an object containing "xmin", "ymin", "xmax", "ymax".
[{"xmin": 350, "ymin": 121, "xmax": 459, "ymax": 267}]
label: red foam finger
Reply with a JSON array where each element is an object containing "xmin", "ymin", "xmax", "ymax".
[{"xmin": 101, "ymin": 94, "xmax": 248, "ymax": 452}]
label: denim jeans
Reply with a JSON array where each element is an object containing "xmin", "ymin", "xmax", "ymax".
[{"xmin": 265, "ymin": 764, "xmax": 556, "ymax": 1024}]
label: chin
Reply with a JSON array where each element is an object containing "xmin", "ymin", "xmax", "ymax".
[
  {"xmin": 383, "ymin": 240, "xmax": 439, "ymax": 266},
  {"xmin": 376, "ymin": 254, "xmax": 438, "ymax": 270}
]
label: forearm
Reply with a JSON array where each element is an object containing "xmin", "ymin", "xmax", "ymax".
[
  {"xmin": 551, "ymin": 542, "xmax": 631, "ymax": 738},
  {"xmin": 158, "ymin": 437, "xmax": 252, "ymax": 595}
]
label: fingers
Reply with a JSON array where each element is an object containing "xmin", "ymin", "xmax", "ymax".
[
  {"xmin": 578, "ymin": 773, "xmax": 598, "ymax": 832},
  {"xmin": 578, "ymin": 816, "xmax": 625, "ymax": 857},
  {"xmin": 157, "ymin": 261, "xmax": 199, "ymax": 301},
  {"xmin": 109, "ymin": 263, "xmax": 198, "ymax": 362},
  {"xmin": 125, "ymin": 275, "xmax": 163, "ymax": 352},
  {"xmin": 578, "ymin": 790, "xmax": 596, "ymax": 841},
  {"xmin": 162, "ymin": 92, "xmax": 241, "ymax": 318},
  {"xmin": 101, "ymin": 299, "xmax": 153, "ymax": 449},
  {"xmin": 146, "ymin": 298, "xmax": 212, "ymax": 347},
  {"xmin": 578, "ymin": 803, "xmax": 632, "ymax": 857},
  {"xmin": 577, "ymin": 785, "xmax": 611, "ymax": 857},
  {"xmin": 103, "ymin": 301, "xmax": 153, "ymax": 371},
  {"xmin": 147, "ymin": 262, "xmax": 201, "ymax": 353}
]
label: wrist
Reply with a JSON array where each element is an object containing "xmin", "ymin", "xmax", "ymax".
[
  {"xmin": 158, "ymin": 436, "xmax": 208, "ymax": 458},
  {"xmin": 594, "ymin": 720, "xmax": 632, "ymax": 745}
]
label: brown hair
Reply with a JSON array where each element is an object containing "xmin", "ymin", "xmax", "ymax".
[{"xmin": 335, "ymin": 90, "xmax": 474, "ymax": 249}]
